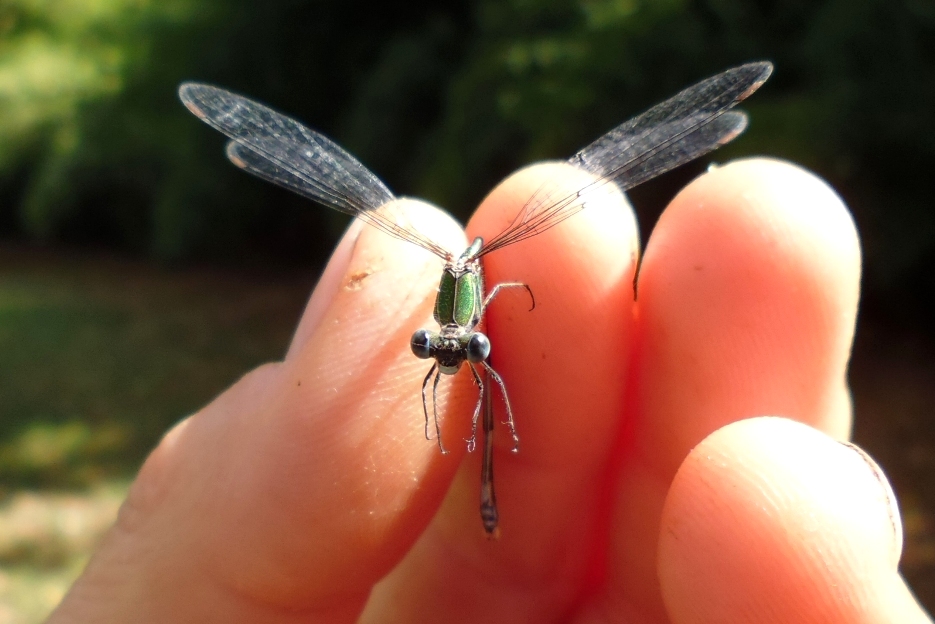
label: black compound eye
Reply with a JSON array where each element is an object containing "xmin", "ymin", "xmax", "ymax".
[
  {"xmin": 466, "ymin": 332, "xmax": 490, "ymax": 363},
  {"xmin": 410, "ymin": 329, "xmax": 433, "ymax": 359}
]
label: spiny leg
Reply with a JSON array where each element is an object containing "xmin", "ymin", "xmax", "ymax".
[
  {"xmin": 482, "ymin": 361, "xmax": 520, "ymax": 452},
  {"xmin": 431, "ymin": 366, "xmax": 448, "ymax": 454},
  {"xmin": 482, "ymin": 282, "xmax": 535, "ymax": 313},
  {"xmin": 421, "ymin": 363, "xmax": 443, "ymax": 449},
  {"xmin": 465, "ymin": 363, "xmax": 485, "ymax": 453}
]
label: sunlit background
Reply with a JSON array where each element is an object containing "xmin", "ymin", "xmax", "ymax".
[{"xmin": 1, "ymin": 0, "xmax": 933, "ymax": 620}]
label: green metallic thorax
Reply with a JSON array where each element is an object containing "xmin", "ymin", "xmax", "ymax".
[{"xmin": 434, "ymin": 265, "xmax": 482, "ymax": 329}]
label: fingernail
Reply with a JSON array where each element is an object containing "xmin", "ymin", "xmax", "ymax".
[{"xmin": 839, "ymin": 440, "xmax": 903, "ymax": 557}]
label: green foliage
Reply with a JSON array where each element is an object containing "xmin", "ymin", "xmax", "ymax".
[
  {"xmin": 0, "ymin": 0, "xmax": 933, "ymax": 314},
  {"xmin": 0, "ymin": 0, "xmax": 224, "ymax": 255}
]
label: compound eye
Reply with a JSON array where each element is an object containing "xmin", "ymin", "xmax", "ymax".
[
  {"xmin": 466, "ymin": 332, "xmax": 490, "ymax": 363},
  {"xmin": 410, "ymin": 329, "xmax": 433, "ymax": 359}
]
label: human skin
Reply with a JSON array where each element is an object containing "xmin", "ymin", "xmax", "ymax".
[{"xmin": 48, "ymin": 158, "xmax": 933, "ymax": 623}]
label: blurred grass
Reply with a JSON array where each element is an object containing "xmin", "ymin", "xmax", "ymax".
[
  {"xmin": 0, "ymin": 483, "xmax": 126, "ymax": 624},
  {"xmin": 0, "ymin": 244, "xmax": 314, "ymax": 489},
  {"xmin": 0, "ymin": 244, "xmax": 314, "ymax": 622}
]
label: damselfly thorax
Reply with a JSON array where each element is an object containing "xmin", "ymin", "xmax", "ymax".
[{"xmin": 410, "ymin": 236, "xmax": 532, "ymax": 455}]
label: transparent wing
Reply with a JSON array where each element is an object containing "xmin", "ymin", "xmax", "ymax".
[
  {"xmin": 480, "ymin": 62, "xmax": 773, "ymax": 256},
  {"xmin": 179, "ymin": 83, "xmax": 451, "ymax": 259}
]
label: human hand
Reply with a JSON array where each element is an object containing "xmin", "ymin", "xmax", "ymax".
[{"xmin": 48, "ymin": 158, "xmax": 931, "ymax": 623}]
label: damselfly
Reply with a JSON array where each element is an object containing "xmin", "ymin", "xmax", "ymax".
[{"xmin": 179, "ymin": 61, "xmax": 772, "ymax": 535}]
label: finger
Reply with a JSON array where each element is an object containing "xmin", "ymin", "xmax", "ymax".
[
  {"xmin": 586, "ymin": 158, "xmax": 862, "ymax": 622},
  {"xmin": 363, "ymin": 163, "xmax": 640, "ymax": 621},
  {"xmin": 659, "ymin": 417, "xmax": 932, "ymax": 624},
  {"xmin": 51, "ymin": 200, "xmax": 476, "ymax": 623}
]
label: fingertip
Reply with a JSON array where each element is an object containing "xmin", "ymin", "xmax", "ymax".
[
  {"xmin": 635, "ymin": 158, "xmax": 860, "ymax": 464},
  {"xmin": 464, "ymin": 161, "xmax": 640, "ymax": 463},
  {"xmin": 658, "ymin": 417, "xmax": 926, "ymax": 623},
  {"xmin": 647, "ymin": 156, "xmax": 861, "ymax": 298},
  {"xmin": 468, "ymin": 161, "xmax": 639, "ymax": 293},
  {"xmin": 646, "ymin": 157, "xmax": 861, "ymax": 325},
  {"xmin": 699, "ymin": 157, "xmax": 860, "ymax": 295}
]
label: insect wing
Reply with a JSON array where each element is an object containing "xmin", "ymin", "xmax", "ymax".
[
  {"xmin": 570, "ymin": 62, "xmax": 771, "ymax": 181},
  {"xmin": 179, "ymin": 83, "xmax": 451, "ymax": 259},
  {"xmin": 480, "ymin": 62, "xmax": 772, "ymax": 255}
]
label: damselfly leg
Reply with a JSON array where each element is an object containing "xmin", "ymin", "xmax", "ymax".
[{"xmin": 420, "ymin": 362, "xmax": 448, "ymax": 454}]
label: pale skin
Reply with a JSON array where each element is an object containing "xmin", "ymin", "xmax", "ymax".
[{"xmin": 49, "ymin": 158, "xmax": 933, "ymax": 623}]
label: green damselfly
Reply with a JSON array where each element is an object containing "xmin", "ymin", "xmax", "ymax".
[{"xmin": 179, "ymin": 61, "xmax": 772, "ymax": 536}]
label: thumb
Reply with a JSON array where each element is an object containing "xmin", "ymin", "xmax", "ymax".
[{"xmin": 658, "ymin": 416, "xmax": 931, "ymax": 624}]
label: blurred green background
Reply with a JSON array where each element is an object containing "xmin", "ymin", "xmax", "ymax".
[{"xmin": 1, "ymin": 0, "xmax": 934, "ymax": 620}]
